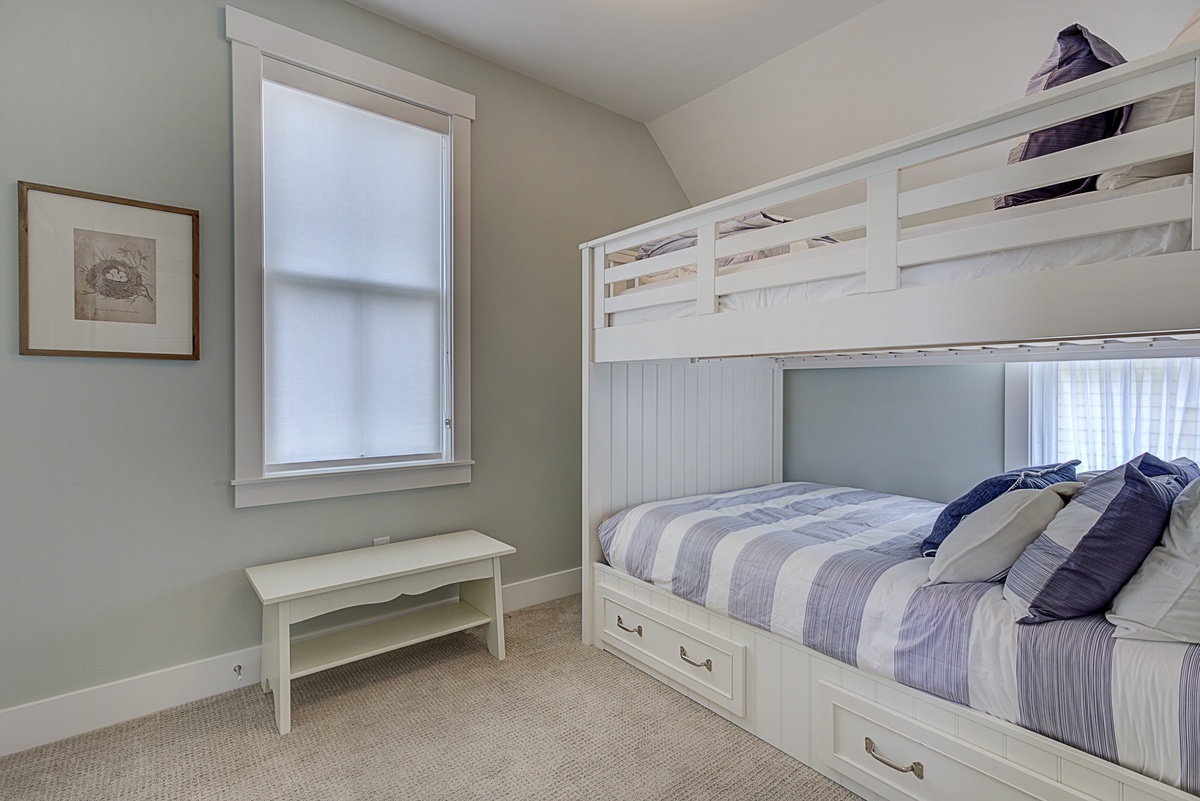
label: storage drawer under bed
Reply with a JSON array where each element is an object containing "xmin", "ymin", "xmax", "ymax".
[
  {"xmin": 817, "ymin": 681, "xmax": 1083, "ymax": 801},
  {"xmin": 597, "ymin": 588, "xmax": 746, "ymax": 717}
]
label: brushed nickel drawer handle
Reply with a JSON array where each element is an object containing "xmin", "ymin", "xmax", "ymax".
[
  {"xmin": 864, "ymin": 737, "xmax": 924, "ymax": 780},
  {"xmin": 616, "ymin": 615, "xmax": 642, "ymax": 636},
  {"xmin": 679, "ymin": 646, "xmax": 713, "ymax": 671}
]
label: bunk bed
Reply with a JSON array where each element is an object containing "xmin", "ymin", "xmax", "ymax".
[{"xmin": 581, "ymin": 32, "xmax": 1200, "ymax": 801}]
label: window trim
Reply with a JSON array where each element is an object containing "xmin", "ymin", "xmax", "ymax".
[{"xmin": 226, "ymin": 7, "xmax": 474, "ymax": 508}]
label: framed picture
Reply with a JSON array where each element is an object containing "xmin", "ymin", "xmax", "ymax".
[{"xmin": 18, "ymin": 181, "xmax": 199, "ymax": 359}]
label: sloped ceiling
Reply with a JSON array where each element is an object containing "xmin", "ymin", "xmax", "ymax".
[{"xmin": 346, "ymin": 0, "xmax": 885, "ymax": 122}]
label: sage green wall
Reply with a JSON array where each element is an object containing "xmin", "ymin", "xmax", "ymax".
[
  {"xmin": 783, "ymin": 366, "xmax": 1006, "ymax": 503},
  {"xmin": 0, "ymin": 0, "xmax": 687, "ymax": 709}
]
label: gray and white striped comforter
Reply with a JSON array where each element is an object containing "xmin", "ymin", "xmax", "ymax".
[{"xmin": 598, "ymin": 482, "xmax": 1200, "ymax": 794}]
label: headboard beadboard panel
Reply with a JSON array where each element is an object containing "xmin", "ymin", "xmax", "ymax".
[{"xmin": 581, "ymin": 360, "xmax": 780, "ymax": 643}]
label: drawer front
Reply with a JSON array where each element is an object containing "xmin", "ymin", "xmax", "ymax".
[
  {"xmin": 599, "ymin": 590, "xmax": 745, "ymax": 716},
  {"xmin": 818, "ymin": 682, "xmax": 1069, "ymax": 801}
]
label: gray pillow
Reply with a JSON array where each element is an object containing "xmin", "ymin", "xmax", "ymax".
[
  {"xmin": 1106, "ymin": 478, "xmax": 1200, "ymax": 643},
  {"xmin": 926, "ymin": 484, "xmax": 1077, "ymax": 586}
]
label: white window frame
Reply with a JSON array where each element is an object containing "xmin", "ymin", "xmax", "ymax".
[{"xmin": 226, "ymin": 7, "xmax": 474, "ymax": 508}]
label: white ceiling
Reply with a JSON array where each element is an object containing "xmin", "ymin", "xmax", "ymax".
[{"xmin": 346, "ymin": 0, "xmax": 885, "ymax": 122}]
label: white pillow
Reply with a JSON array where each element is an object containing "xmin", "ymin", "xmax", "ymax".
[
  {"xmin": 925, "ymin": 484, "xmax": 1078, "ymax": 585},
  {"xmin": 1106, "ymin": 478, "xmax": 1200, "ymax": 643},
  {"xmin": 1097, "ymin": 8, "xmax": 1200, "ymax": 190}
]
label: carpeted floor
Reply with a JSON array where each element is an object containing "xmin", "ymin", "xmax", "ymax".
[{"xmin": 0, "ymin": 596, "xmax": 861, "ymax": 800}]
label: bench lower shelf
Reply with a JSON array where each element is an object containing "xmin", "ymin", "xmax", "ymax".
[{"xmin": 291, "ymin": 600, "xmax": 492, "ymax": 678}]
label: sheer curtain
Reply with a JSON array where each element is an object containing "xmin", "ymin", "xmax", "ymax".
[{"xmin": 1030, "ymin": 358, "xmax": 1200, "ymax": 472}]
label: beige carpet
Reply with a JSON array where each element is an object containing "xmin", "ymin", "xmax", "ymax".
[{"xmin": 0, "ymin": 596, "xmax": 861, "ymax": 801}]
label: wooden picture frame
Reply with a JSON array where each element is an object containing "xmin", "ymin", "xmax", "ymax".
[{"xmin": 18, "ymin": 181, "xmax": 199, "ymax": 359}]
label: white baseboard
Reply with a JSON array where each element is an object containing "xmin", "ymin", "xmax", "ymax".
[
  {"xmin": 502, "ymin": 566, "xmax": 581, "ymax": 612},
  {"xmin": 0, "ymin": 646, "xmax": 262, "ymax": 758},
  {"xmin": 0, "ymin": 566, "xmax": 581, "ymax": 758}
]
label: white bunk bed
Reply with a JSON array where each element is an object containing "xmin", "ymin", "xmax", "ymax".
[{"xmin": 581, "ymin": 39, "xmax": 1200, "ymax": 801}]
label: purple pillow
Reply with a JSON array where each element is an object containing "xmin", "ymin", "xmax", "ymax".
[{"xmin": 996, "ymin": 25, "xmax": 1130, "ymax": 208}]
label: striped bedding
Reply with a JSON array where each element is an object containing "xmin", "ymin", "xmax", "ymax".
[{"xmin": 598, "ymin": 482, "xmax": 1200, "ymax": 794}]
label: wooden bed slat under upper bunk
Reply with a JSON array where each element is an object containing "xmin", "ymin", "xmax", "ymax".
[{"xmin": 582, "ymin": 42, "xmax": 1200, "ymax": 365}]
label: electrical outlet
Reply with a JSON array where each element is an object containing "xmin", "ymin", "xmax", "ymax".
[{"xmin": 373, "ymin": 536, "xmax": 390, "ymax": 546}]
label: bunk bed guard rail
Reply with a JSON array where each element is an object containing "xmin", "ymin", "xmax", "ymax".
[{"xmin": 582, "ymin": 42, "xmax": 1200, "ymax": 364}]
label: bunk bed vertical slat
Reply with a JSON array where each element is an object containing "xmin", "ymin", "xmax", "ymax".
[
  {"xmin": 1192, "ymin": 57, "xmax": 1200, "ymax": 251},
  {"xmin": 865, "ymin": 170, "xmax": 901, "ymax": 292},
  {"xmin": 696, "ymin": 222, "xmax": 717, "ymax": 315},
  {"xmin": 591, "ymin": 247, "xmax": 605, "ymax": 331}
]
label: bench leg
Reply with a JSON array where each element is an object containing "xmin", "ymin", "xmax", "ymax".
[
  {"xmin": 266, "ymin": 600, "xmax": 292, "ymax": 734},
  {"xmin": 261, "ymin": 603, "xmax": 277, "ymax": 694},
  {"xmin": 461, "ymin": 557, "xmax": 506, "ymax": 660}
]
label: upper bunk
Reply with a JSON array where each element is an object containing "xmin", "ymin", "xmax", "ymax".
[{"xmin": 581, "ymin": 37, "xmax": 1200, "ymax": 365}]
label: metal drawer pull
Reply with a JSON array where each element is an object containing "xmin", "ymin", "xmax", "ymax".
[
  {"xmin": 864, "ymin": 737, "xmax": 924, "ymax": 780},
  {"xmin": 616, "ymin": 615, "xmax": 642, "ymax": 636},
  {"xmin": 679, "ymin": 646, "xmax": 713, "ymax": 671}
]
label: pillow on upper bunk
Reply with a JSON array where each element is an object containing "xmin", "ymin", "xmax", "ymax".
[
  {"xmin": 635, "ymin": 212, "xmax": 790, "ymax": 260},
  {"xmin": 1097, "ymin": 8, "xmax": 1200, "ymax": 190},
  {"xmin": 1003, "ymin": 456, "xmax": 1184, "ymax": 624},
  {"xmin": 925, "ymin": 483, "xmax": 1080, "ymax": 586},
  {"xmin": 920, "ymin": 460, "xmax": 1081, "ymax": 557},
  {"xmin": 1106, "ymin": 476, "xmax": 1200, "ymax": 643},
  {"xmin": 996, "ymin": 24, "xmax": 1130, "ymax": 209}
]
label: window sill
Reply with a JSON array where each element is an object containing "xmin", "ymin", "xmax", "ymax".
[{"xmin": 232, "ymin": 461, "xmax": 473, "ymax": 508}]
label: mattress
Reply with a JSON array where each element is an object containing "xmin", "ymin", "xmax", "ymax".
[
  {"xmin": 598, "ymin": 482, "xmax": 1200, "ymax": 793},
  {"xmin": 610, "ymin": 174, "xmax": 1193, "ymax": 326}
]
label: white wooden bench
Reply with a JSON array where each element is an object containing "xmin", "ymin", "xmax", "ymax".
[{"xmin": 245, "ymin": 530, "xmax": 516, "ymax": 734}]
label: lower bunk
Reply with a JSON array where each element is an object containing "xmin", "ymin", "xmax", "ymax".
[{"xmin": 588, "ymin": 480, "xmax": 1200, "ymax": 801}]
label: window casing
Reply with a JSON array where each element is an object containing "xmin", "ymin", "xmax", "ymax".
[{"xmin": 227, "ymin": 8, "xmax": 474, "ymax": 508}]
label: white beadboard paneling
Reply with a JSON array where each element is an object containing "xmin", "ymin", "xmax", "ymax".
[
  {"xmin": 609, "ymin": 364, "xmax": 628, "ymax": 513},
  {"xmin": 590, "ymin": 361, "xmax": 778, "ymax": 523},
  {"xmin": 627, "ymin": 365, "xmax": 645, "ymax": 507}
]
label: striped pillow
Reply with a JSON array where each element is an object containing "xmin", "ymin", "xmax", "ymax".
[{"xmin": 1003, "ymin": 460, "xmax": 1182, "ymax": 624}]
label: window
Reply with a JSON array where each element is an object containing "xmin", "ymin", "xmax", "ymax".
[
  {"xmin": 1014, "ymin": 358, "xmax": 1200, "ymax": 472},
  {"xmin": 227, "ymin": 8, "xmax": 474, "ymax": 507}
]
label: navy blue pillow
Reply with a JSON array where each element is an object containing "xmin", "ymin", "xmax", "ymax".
[
  {"xmin": 921, "ymin": 461, "xmax": 1081, "ymax": 557},
  {"xmin": 997, "ymin": 25, "xmax": 1129, "ymax": 208}
]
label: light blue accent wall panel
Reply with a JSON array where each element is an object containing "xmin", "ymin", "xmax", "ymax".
[{"xmin": 783, "ymin": 365, "xmax": 1006, "ymax": 503}]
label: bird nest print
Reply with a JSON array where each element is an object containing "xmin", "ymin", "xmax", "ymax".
[{"xmin": 73, "ymin": 228, "xmax": 156, "ymax": 324}]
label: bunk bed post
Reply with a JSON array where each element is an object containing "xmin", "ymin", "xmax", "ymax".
[
  {"xmin": 696, "ymin": 221, "xmax": 718, "ymax": 315},
  {"xmin": 581, "ymin": 246, "xmax": 598, "ymax": 645},
  {"xmin": 771, "ymin": 363, "xmax": 785, "ymax": 483},
  {"xmin": 865, "ymin": 170, "xmax": 901, "ymax": 292}
]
